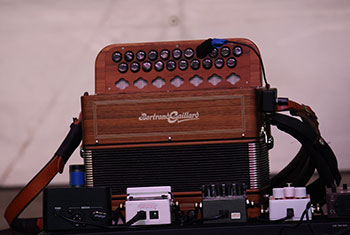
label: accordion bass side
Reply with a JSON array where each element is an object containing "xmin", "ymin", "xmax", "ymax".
[{"xmin": 81, "ymin": 38, "xmax": 269, "ymax": 215}]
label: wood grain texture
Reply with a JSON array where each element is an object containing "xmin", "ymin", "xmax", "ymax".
[
  {"xmin": 81, "ymin": 88, "xmax": 261, "ymax": 146},
  {"xmin": 95, "ymin": 38, "xmax": 262, "ymax": 94}
]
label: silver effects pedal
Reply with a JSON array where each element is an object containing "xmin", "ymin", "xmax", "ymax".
[{"xmin": 125, "ymin": 186, "xmax": 173, "ymax": 226}]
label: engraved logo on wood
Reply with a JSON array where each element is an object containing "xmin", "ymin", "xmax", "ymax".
[{"xmin": 139, "ymin": 111, "xmax": 200, "ymax": 124}]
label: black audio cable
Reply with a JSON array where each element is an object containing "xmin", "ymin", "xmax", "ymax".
[
  {"xmin": 278, "ymin": 202, "xmax": 315, "ymax": 235},
  {"xmin": 196, "ymin": 38, "xmax": 270, "ymax": 89},
  {"xmin": 202, "ymin": 210, "xmax": 229, "ymax": 222},
  {"xmin": 125, "ymin": 210, "xmax": 146, "ymax": 226},
  {"xmin": 55, "ymin": 210, "xmax": 112, "ymax": 230},
  {"xmin": 256, "ymin": 208, "xmax": 294, "ymax": 223},
  {"xmin": 55, "ymin": 210, "xmax": 146, "ymax": 230}
]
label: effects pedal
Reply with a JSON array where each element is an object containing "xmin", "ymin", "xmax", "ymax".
[
  {"xmin": 125, "ymin": 186, "xmax": 173, "ymax": 226},
  {"xmin": 269, "ymin": 184, "xmax": 311, "ymax": 221},
  {"xmin": 327, "ymin": 184, "xmax": 350, "ymax": 218},
  {"xmin": 201, "ymin": 183, "xmax": 247, "ymax": 224}
]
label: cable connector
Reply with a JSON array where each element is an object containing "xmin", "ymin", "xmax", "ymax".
[
  {"xmin": 125, "ymin": 210, "xmax": 146, "ymax": 226},
  {"xmin": 212, "ymin": 38, "xmax": 228, "ymax": 48},
  {"xmin": 286, "ymin": 208, "xmax": 294, "ymax": 219}
]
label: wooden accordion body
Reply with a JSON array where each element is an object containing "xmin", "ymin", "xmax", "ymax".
[{"xmin": 81, "ymin": 39, "xmax": 269, "ymax": 211}]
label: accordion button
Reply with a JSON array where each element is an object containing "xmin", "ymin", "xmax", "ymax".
[{"xmin": 118, "ymin": 63, "xmax": 128, "ymax": 73}]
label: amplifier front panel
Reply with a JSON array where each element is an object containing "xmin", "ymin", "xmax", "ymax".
[
  {"xmin": 81, "ymin": 88, "xmax": 260, "ymax": 145},
  {"xmin": 83, "ymin": 139, "xmax": 269, "ymax": 195}
]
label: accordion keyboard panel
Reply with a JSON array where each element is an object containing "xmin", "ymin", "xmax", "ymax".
[{"xmin": 95, "ymin": 38, "xmax": 261, "ymax": 94}]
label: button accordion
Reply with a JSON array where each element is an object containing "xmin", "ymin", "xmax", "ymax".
[{"xmin": 81, "ymin": 38, "xmax": 269, "ymax": 216}]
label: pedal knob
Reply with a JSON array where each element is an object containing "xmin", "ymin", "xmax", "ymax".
[
  {"xmin": 272, "ymin": 188, "xmax": 284, "ymax": 199},
  {"xmin": 295, "ymin": 187, "xmax": 307, "ymax": 199}
]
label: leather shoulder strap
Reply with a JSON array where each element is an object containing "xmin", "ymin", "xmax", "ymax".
[{"xmin": 4, "ymin": 117, "xmax": 82, "ymax": 233}]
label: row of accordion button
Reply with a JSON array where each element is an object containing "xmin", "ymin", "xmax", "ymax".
[
  {"xmin": 116, "ymin": 57, "xmax": 238, "ymax": 73},
  {"xmin": 112, "ymin": 46, "xmax": 243, "ymax": 73},
  {"xmin": 112, "ymin": 46, "xmax": 243, "ymax": 62}
]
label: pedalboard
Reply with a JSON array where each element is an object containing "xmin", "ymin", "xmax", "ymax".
[{"xmin": 43, "ymin": 187, "xmax": 112, "ymax": 231}]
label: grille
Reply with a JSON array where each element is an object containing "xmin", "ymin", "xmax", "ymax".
[{"xmin": 84, "ymin": 140, "xmax": 269, "ymax": 195}]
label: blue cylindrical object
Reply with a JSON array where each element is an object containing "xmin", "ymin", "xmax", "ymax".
[{"xmin": 69, "ymin": 164, "xmax": 85, "ymax": 187}]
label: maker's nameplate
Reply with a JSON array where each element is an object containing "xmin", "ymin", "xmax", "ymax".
[{"xmin": 92, "ymin": 95, "xmax": 246, "ymax": 141}]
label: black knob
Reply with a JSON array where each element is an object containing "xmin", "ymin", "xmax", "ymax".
[
  {"xmin": 201, "ymin": 185, "xmax": 209, "ymax": 197},
  {"xmin": 236, "ymin": 183, "xmax": 244, "ymax": 195},
  {"xmin": 343, "ymin": 184, "xmax": 348, "ymax": 190},
  {"xmin": 231, "ymin": 183, "xmax": 237, "ymax": 196},
  {"xmin": 221, "ymin": 183, "xmax": 226, "ymax": 197},
  {"xmin": 215, "ymin": 184, "xmax": 222, "ymax": 197},
  {"xmin": 210, "ymin": 184, "xmax": 216, "ymax": 197}
]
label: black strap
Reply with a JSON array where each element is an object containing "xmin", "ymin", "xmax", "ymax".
[{"xmin": 270, "ymin": 113, "xmax": 341, "ymax": 187}]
